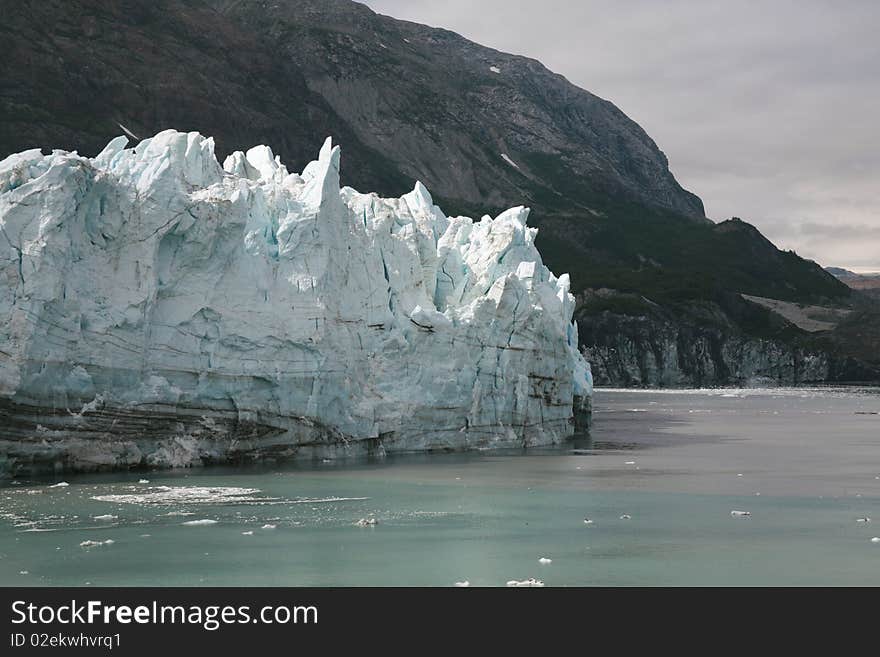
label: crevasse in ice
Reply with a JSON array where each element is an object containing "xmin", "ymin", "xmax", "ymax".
[{"xmin": 0, "ymin": 130, "xmax": 591, "ymax": 473}]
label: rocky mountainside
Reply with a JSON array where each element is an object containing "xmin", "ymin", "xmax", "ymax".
[
  {"xmin": 2, "ymin": 0, "xmax": 876, "ymax": 386},
  {"xmin": 827, "ymin": 267, "xmax": 880, "ymax": 298}
]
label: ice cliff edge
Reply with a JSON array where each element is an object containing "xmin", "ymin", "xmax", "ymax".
[{"xmin": 0, "ymin": 130, "xmax": 591, "ymax": 475}]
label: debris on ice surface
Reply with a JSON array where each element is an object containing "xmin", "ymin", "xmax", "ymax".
[{"xmin": 0, "ymin": 130, "xmax": 592, "ymax": 473}]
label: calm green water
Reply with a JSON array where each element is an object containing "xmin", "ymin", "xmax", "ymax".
[{"xmin": 2, "ymin": 387, "xmax": 879, "ymax": 586}]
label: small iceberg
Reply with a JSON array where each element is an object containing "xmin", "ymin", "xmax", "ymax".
[
  {"xmin": 538, "ymin": 557, "xmax": 552, "ymax": 565},
  {"xmin": 871, "ymin": 537, "xmax": 880, "ymax": 544},
  {"xmin": 506, "ymin": 578, "xmax": 544, "ymax": 587},
  {"xmin": 182, "ymin": 519, "xmax": 218, "ymax": 526}
]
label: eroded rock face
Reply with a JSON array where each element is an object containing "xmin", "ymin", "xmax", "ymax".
[
  {"xmin": 581, "ymin": 313, "xmax": 830, "ymax": 387},
  {"xmin": 0, "ymin": 131, "xmax": 591, "ymax": 475}
]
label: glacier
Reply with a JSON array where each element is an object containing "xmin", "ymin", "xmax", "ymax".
[{"xmin": 0, "ymin": 130, "xmax": 591, "ymax": 476}]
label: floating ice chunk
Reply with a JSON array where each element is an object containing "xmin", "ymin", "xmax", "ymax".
[
  {"xmin": 625, "ymin": 461, "xmax": 635, "ymax": 465},
  {"xmin": 92, "ymin": 514, "xmax": 118, "ymax": 522},
  {"xmin": 506, "ymin": 578, "xmax": 544, "ymax": 587},
  {"xmin": 80, "ymin": 539, "xmax": 114, "ymax": 547},
  {"xmin": 490, "ymin": 66, "xmax": 501, "ymax": 73},
  {"xmin": 871, "ymin": 537, "xmax": 880, "ymax": 543},
  {"xmin": 538, "ymin": 557, "xmax": 552, "ymax": 564},
  {"xmin": 261, "ymin": 524, "xmax": 277, "ymax": 530},
  {"xmin": 182, "ymin": 519, "xmax": 218, "ymax": 526},
  {"xmin": 736, "ymin": 473, "xmax": 744, "ymax": 477},
  {"xmin": 619, "ymin": 514, "xmax": 631, "ymax": 520},
  {"xmin": 19, "ymin": 571, "xmax": 29, "ymax": 575},
  {"xmin": 730, "ymin": 510, "xmax": 751, "ymax": 517},
  {"xmin": 242, "ymin": 531, "xmax": 254, "ymax": 536},
  {"xmin": 49, "ymin": 482, "xmax": 69, "ymax": 488},
  {"xmin": 454, "ymin": 581, "xmax": 470, "ymax": 587},
  {"xmin": 856, "ymin": 517, "xmax": 871, "ymax": 523},
  {"xmin": 583, "ymin": 518, "xmax": 593, "ymax": 525},
  {"xmin": 138, "ymin": 479, "xmax": 150, "ymax": 484},
  {"xmin": 355, "ymin": 517, "xmax": 379, "ymax": 527},
  {"xmin": 95, "ymin": 486, "xmax": 266, "ymax": 506}
]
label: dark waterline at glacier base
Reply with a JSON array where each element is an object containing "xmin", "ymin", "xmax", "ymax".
[{"xmin": 1, "ymin": 387, "xmax": 879, "ymax": 586}]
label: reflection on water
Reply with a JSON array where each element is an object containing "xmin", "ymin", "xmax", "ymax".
[{"xmin": 1, "ymin": 387, "xmax": 878, "ymax": 586}]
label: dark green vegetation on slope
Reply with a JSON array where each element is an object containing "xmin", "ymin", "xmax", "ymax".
[{"xmin": 2, "ymin": 0, "xmax": 876, "ymax": 383}]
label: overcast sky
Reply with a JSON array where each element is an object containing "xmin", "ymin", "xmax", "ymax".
[{"xmin": 367, "ymin": 0, "xmax": 880, "ymax": 271}]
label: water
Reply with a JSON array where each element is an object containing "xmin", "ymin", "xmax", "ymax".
[{"xmin": 2, "ymin": 387, "xmax": 878, "ymax": 586}]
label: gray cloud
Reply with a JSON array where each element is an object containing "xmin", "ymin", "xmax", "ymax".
[{"xmin": 366, "ymin": 0, "xmax": 880, "ymax": 271}]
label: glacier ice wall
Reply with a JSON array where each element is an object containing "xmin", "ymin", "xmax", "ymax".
[{"xmin": 0, "ymin": 130, "xmax": 591, "ymax": 475}]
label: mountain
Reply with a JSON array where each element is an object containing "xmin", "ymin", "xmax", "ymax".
[
  {"xmin": 2, "ymin": 0, "xmax": 876, "ymax": 385},
  {"xmin": 827, "ymin": 267, "xmax": 880, "ymax": 297}
]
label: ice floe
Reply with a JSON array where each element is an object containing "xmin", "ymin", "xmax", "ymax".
[{"xmin": 506, "ymin": 578, "xmax": 544, "ymax": 587}]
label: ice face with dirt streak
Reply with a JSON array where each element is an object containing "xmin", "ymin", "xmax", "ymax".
[{"xmin": 0, "ymin": 130, "xmax": 591, "ymax": 474}]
